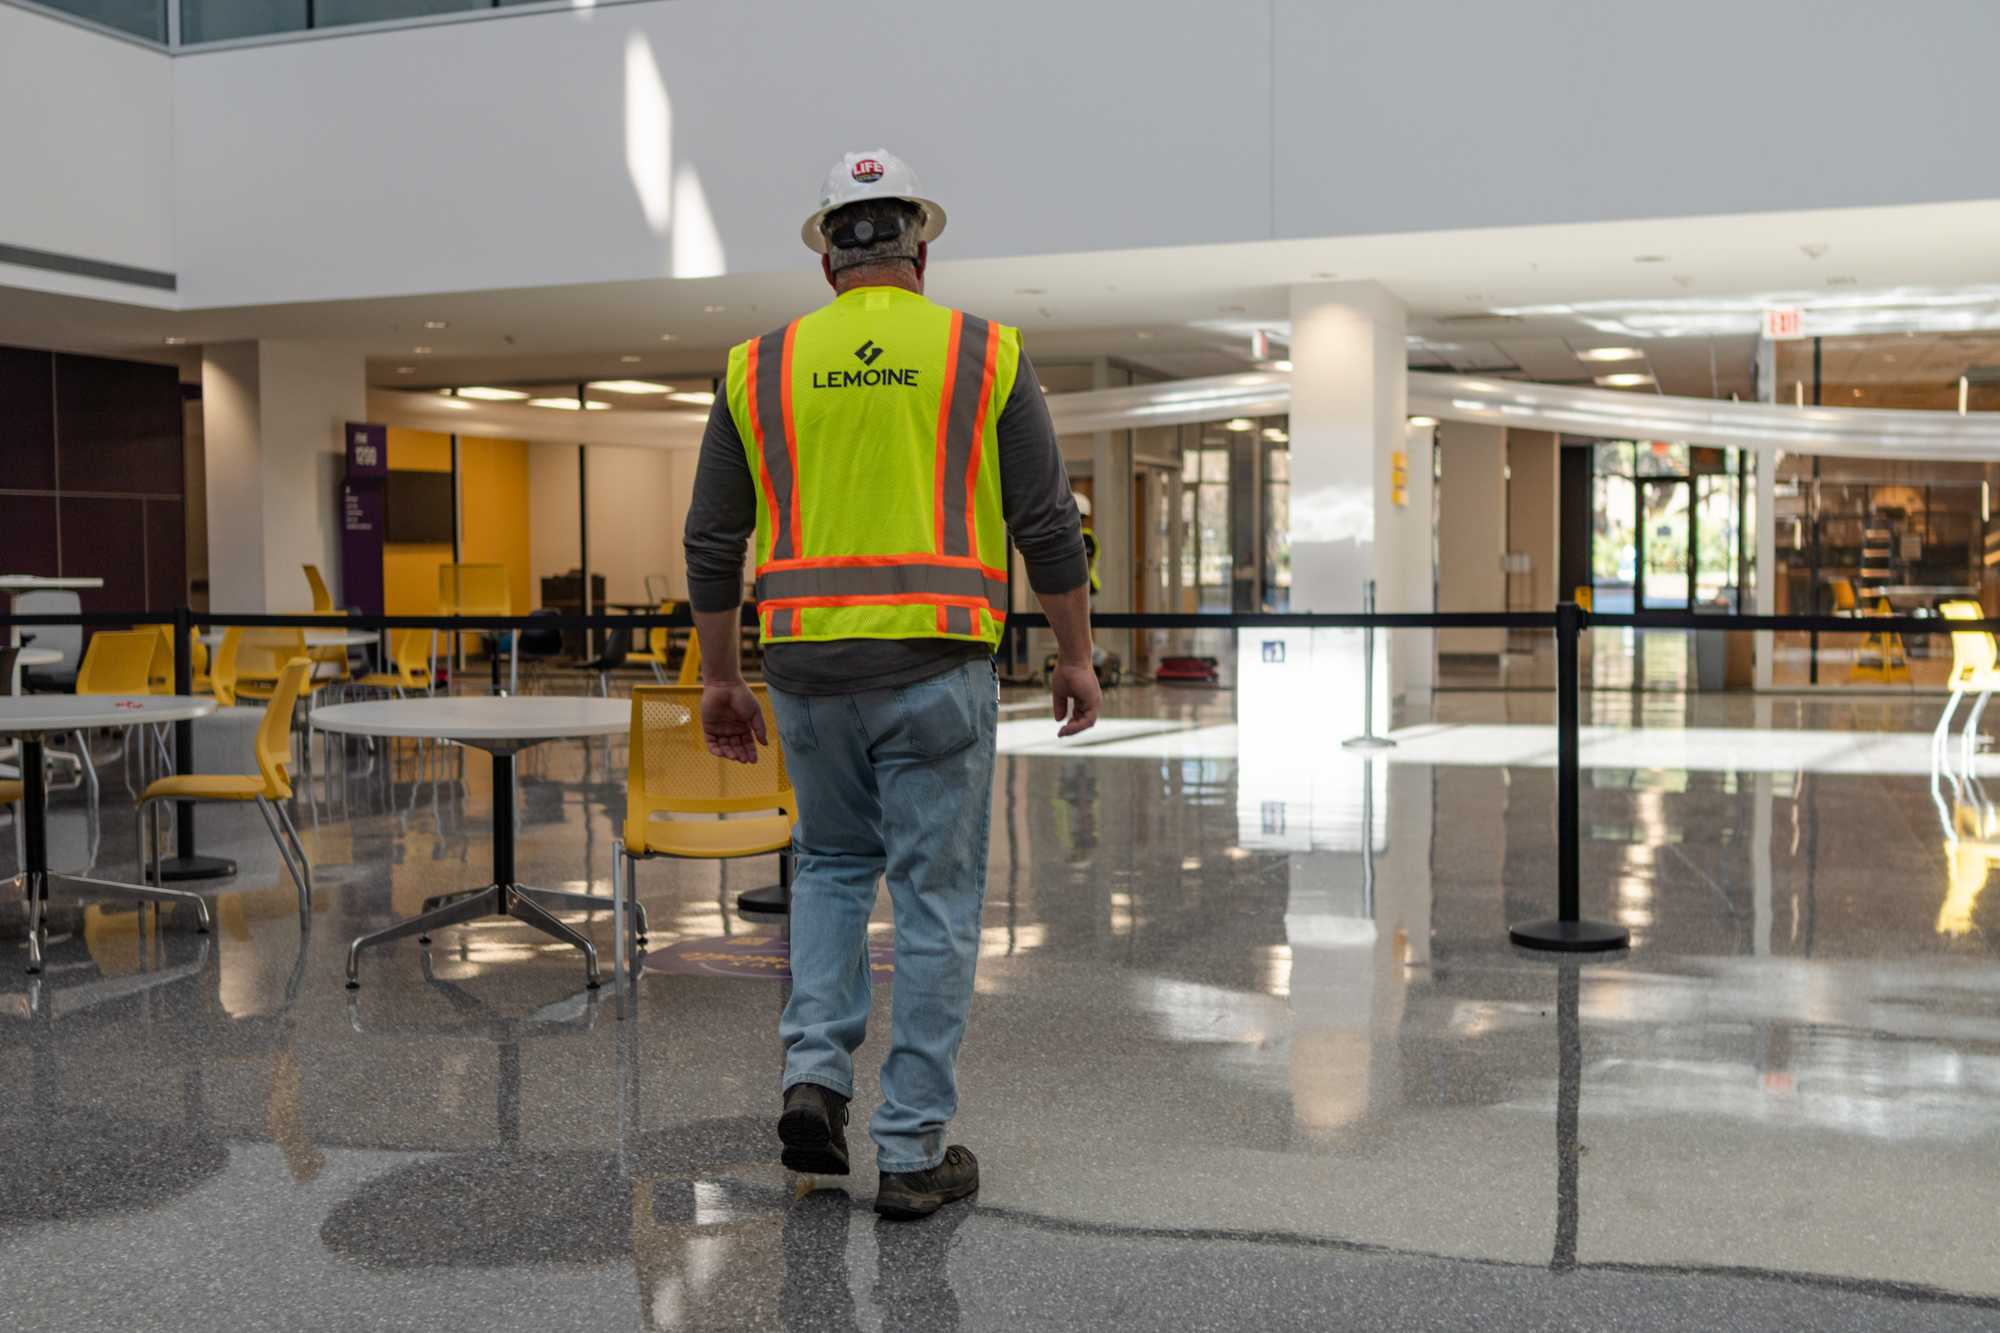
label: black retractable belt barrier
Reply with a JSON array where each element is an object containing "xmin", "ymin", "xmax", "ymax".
[
  {"xmin": 1508, "ymin": 601, "xmax": 1628, "ymax": 953},
  {"xmin": 158, "ymin": 604, "xmax": 236, "ymax": 882}
]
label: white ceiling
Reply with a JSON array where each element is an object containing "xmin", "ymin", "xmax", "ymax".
[{"xmin": 8, "ymin": 197, "xmax": 2000, "ymax": 400}]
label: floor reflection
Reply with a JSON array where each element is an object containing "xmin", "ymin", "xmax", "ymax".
[{"xmin": 0, "ymin": 686, "xmax": 1993, "ymax": 1328}]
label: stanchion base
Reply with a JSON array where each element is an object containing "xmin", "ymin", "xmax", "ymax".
[
  {"xmin": 1509, "ymin": 918, "xmax": 1629, "ymax": 953},
  {"xmin": 1341, "ymin": 736, "xmax": 1397, "ymax": 752},
  {"xmin": 736, "ymin": 884, "xmax": 789, "ymax": 915},
  {"xmin": 156, "ymin": 854, "xmax": 237, "ymax": 883}
]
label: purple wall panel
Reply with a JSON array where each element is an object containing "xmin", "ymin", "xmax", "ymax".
[
  {"xmin": 58, "ymin": 497, "xmax": 148, "ymax": 616},
  {"xmin": 0, "ymin": 347, "xmax": 56, "ymax": 491},
  {"xmin": 0, "ymin": 495, "xmax": 59, "ymax": 577}
]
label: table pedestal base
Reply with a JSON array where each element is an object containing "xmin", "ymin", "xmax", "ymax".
[
  {"xmin": 4, "ymin": 871, "xmax": 212, "ymax": 974},
  {"xmin": 345, "ymin": 882, "xmax": 629, "ymax": 990},
  {"xmin": 155, "ymin": 853, "xmax": 238, "ymax": 883}
]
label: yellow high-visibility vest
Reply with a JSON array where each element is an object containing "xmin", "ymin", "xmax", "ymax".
[{"xmin": 724, "ymin": 285, "xmax": 1020, "ymax": 648}]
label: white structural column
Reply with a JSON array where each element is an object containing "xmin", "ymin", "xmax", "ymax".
[
  {"xmin": 202, "ymin": 341, "xmax": 367, "ymax": 613},
  {"xmin": 1284, "ymin": 281, "xmax": 1429, "ymax": 694}
]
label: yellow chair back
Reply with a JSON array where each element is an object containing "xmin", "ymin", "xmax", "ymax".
[
  {"xmin": 1572, "ymin": 586, "xmax": 1593, "ymax": 612},
  {"xmin": 215, "ymin": 628, "xmax": 306, "ymax": 704},
  {"xmin": 1830, "ymin": 578, "xmax": 1859, "ymax": 613},
  {"xmin": 256, "ymin": 658, "xmax": 313, "ymax": 799},
  {"xmin": 626, "ymin": 684, "xmax": 792, "ymax": 853},
  {"xmin": 1941, "ymin": 600, "xmax": 1996, "ymax": 689},
  {"xmin": 675, "ymin": 627, "xmax": 703, "ymax": 687},
  {"xmin": 388, "ymin": 628, "xmax": 434, "ymax": 690},
  {"xmin": 304, "ymin": 564, "xmax": 334, "ymax": 614},
  {"xmin": 76, "ymin": 630, "xmax": 160, "ymax": 695},
  {"xmin": 141, "ymin": 626, "xmax": 209, "ymax": 695}
]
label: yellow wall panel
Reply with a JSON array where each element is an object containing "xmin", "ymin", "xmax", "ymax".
[
  {"xmin": 459, "ymin": 436, "xmax": 533, "ymax": 613},
  {"xmin": 388, "ymin": 429, "xmax": 452, "ymax": 472}
]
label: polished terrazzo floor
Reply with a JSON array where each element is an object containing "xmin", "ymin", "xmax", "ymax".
[{"xmin": 1, "ymin": 675, "xmax": 1996, "ymax": 1331}]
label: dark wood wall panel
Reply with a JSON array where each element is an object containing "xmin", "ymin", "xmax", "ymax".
[
  {"xmin": 0, "ymin": 495, "xmax": 59, "ymax": 576},
  {"xmin": 0, "ymin": 347, "xmax": 57, "ymax": 491},
  {"xmin": 54, "ymin": 354, "xmax": 183, "ymax": 496},
  {"xmin": 0, "ymin": 343, "xmax": 188, "ymax": 613},
  {"xmin": 59, "ymin": 498, "xmax": 148, "ymax": 615},
  {"xmin": 145, "ymin": 499, "xmax": 185, "ymax": 614}
]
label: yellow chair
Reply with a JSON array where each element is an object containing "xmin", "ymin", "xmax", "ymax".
[
  {"xmin": 1846, "ymin": 582, "xmax": 1909, "ymax": 685},
  {"xmin": 1938, "ymin": 601, "xmax": 2000, "ymax": 769},
  {"xmin": 625, "ymin": 601, "xmax": 680, "ymax": 684},
  {"xmin": 439, "ymin": 563, "xmax": 514, "ymax": 690},
  {"xmin": 215, "ymin": 628, "xmax": 321, "ymax": 706},
  {"xmin": 143, "ymin": 625, "xmax": 212, "ymax": 696},
  {"xmin": 347, "ymin": 629, "xmax": 435, "ymax": 698},
  {"xmin": 614, "ymin": 685, "xmax": 795, "ymax": 969},
  {"xmin": 137, "ymin": 657, "xmax": 313, "ymax": 919},
  {"xmin": 676, "ymin": 628, "xmax": 703, "ymax": 687},
  {"xmin": 76, "ymin": 630, "xmax": 158, "ymax": 695},
  {"xmin": 304, "ymin": 564, "xmax": 334, "ymax": 614}
]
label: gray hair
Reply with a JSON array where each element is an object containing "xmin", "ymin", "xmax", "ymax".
[{"xmin": 824, "ymin": 199, "xmax": 923, "ymax": 274}]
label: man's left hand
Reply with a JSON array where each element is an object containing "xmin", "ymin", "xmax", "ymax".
[{"xmin": 701, "ymin": 681, "xmax": 768, "ymax": 763}]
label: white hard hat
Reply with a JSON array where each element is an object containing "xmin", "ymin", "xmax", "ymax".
[
  {"xmin": 1072, "ymin": 491, "xmax": 1093, "ymax": 519},
  {"xmin": 801, "ymin": 149, "xmax": 948, "ymax": 254}
]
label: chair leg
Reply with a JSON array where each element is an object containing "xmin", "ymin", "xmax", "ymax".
[
  {"xmin": 1963, "ymin": 689, "xmax": 1993, "ymax": 776},
  {"xmin": 274, "ymin": 800, "xmax": 313, "ymax": 900},
  {"xmin": 256, "ymin": 797, "xmax": 310, "ymax": 917}
]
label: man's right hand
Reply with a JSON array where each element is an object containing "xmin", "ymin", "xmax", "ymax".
[
  {"xmin": 1050, "ymin": 660, "xmax": 1101, "ymax": 738},
  {"xmin": 701, "ymin": 681, "xmax": 768, "ymax": 763}
]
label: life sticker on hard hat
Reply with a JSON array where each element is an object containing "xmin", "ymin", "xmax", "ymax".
[{"xmin": 851, "ymin": 158, "xmax": 886, "ymax": 183}]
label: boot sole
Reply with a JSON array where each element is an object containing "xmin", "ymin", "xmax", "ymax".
[
  {"xmin": 874, "ymin": 1180, "xmax": 978, "ymax": 1221},
  {"xmin": 778, "ymin": 1106, "xmax": 850, "ymax": 1176}
]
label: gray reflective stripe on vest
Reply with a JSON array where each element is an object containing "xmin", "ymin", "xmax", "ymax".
[
  {"xmin": 753, "ymin": 327, "xmax": 795, "ymax": 561},
  {"xmin": 769, "ymin": 607, "xmax": 795, "ymax": 638},
  {"xmin": 756, "ymin": 562, "xmax": 1006, "ymax": 612},
  {"xmin": 942, "ymin": 605, "xmax": 974, "ymax": 636},
  {"xmin": 938, "ymin": 313, "xmax": 992, "ymax": 558}
]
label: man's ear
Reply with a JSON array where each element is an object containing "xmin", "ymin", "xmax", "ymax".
[
  {"xmin": 821, "ymin": 253, "xmax": 837, "ymax": 290},
  {"xmin": 914, "ymin": 242, "xmax": 928, "ymax": 281}
]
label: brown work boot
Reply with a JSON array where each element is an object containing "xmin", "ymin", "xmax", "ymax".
[
  {"xmin": 778, "ymin": 1083, "xmax": 850, "ymax": 1176},
  {"xmin": 875, "ymin": 1144, "xmax": 978, "ymax": 1220}
]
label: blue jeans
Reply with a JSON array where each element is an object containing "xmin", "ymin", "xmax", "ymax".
[{"xmin": 769, "ymin": 657, "xmax": 999, "ymax": 1173}]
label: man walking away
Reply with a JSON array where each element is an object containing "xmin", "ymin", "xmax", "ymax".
[{"xmin": 683, "ymin": 149, "xmax": 1100, "ymax": 1219}]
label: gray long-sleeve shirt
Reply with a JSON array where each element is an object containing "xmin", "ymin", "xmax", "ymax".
[{"xmin": 684, "ymin": 348, "xmax": 1087, "ymax": 695}]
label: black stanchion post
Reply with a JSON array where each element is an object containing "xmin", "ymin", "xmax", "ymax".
[
  {"xmin": 158, "ymin": 605, "xmax": 236, "ymax": 883},
  {"xmin": 1509, "ymin": 600, "xmax": 1628, "ymax": 952}
]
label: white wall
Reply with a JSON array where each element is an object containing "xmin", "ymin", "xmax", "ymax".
[
  {"xmin": 201, "ymin": 340, "xmax": 365, "ymax": 612},
  {"xmin": 528, "ymin": 441, "xmax": 698, "ymax": 608},
  {"xmin": 161, "ymin": 0, "xmax": 2000, "ymax": 308},
  {"xmin": 0, "ymin": 4, "xmax": 175, "ymax": 299}
]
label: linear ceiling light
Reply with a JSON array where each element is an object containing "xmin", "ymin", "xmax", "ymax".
[
  {"xmin": 452, "ymin": 386, "xmax": 530, "ymax": 401},
  {"xmin": 1575, "ymin": 347, "xmax": 1643, "ymax": 363},
  {"xmin": 527, "ymin": 397, "xmax": 611, "ymax": 411},
  {"xmin": 1594, "ymin": 373, "xmax": 1655, "ymax": 388},
  {"xmin": 668, "ymin": 391, "xmax": 717, "ymax": 406},
  {"xmin": 588, "ymin": 380, "xmax": 673, "ymax": 394}
]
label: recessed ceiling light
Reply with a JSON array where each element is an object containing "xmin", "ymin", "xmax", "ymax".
[
  {"xmin": 668, "ymin": 391, "xmax": 717, "ymax": 406},
  {"xmin": 620, "ymin": 355, "xmax": 642, "ymax": 363},
  {"xmin": 588, "ymin": 379, "xmax": 673, "ymax": 395},
  {"xmin": 1594, "ymin": 372, "xmax": 1655, "ymax": 388},
  {"xmin": 702, "ymin": 305, "xmax": 726, "ymax": 313},
  {"xmin": 453, "ymin": 386, "xmax": 530, "ymax": 401},
  {"xmin": 1826, "ymin": 275, "xmax": 1858, "ymax": 287},
  {"xmin": 435, "ymin": 398, "xmax": 473, "ymax": 410},
  {"xmin": 413, "ymin": 346, "xmax": 433, "ymax": 354},
  {"xmin": 1225, "ymin": 418, "xmax": 1254, "ymax": 432},
  {"xmin": 1135, "ymin": 331, "xmax": 1154, "ymax": 339},
  {"xmin": 527, "ymin": 397, "xmax": 611, "ymax": 411},
  {"xmin": 1311, "ymin": 271, "xmax": 1338, "ymax": 280},
  {"xmin": 1262, "ymin": 427, "xmax": 1289, "ymax": 442},
  {"xmin": 1575, "ymin": 347, "xmax": 1644, "ymax": 362},
  {"xmin": 1408, "ymin": 415, "xmax": 1439, "ymax": 428},
  {"xmin": 1221, "ymin": 305, "xmax": 1247, "ymax": 314},
  {"xmin": 1015, "ymin": 288, "xmax": 1046, "ymax": 296},
  {"xmin": 1633, "ymin": 254, "xmax": 1669, "ymax": 264},
  {"xmin": 395, "ymin": 366, "xmax": 415, "ymax": 375},
  {"xmin": 163, "ymin": 336, "xmax": 187, "ymax": 345},
  {"xmin": 659, "ymin": 333, "xmax": 677, "ymax": 342},
  {"xmin": 423, "ymin": 320, "xmax": 449, "ymax": 330}
]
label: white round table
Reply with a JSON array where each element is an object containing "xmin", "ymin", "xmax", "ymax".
[
  {"xmin": 0, "ymin": 696, "xmax": 217, "ymax": 973},
  {"xmin": 199, "ymin": 629, "xmax": 380, "ymax": 649},
  {"xmin": 312, "ymin": 697, "xmax": 631, "ymax": 989}
]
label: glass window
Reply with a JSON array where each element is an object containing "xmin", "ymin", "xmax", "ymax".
[
  {"xmin": 1636, "ymin": 441, "xmax": 1689, "ymax": 477},
  {"xmin": 50, "ymin": 0, "xmax": 166, "ymax": 39},
  {"xmin": 1200, "ymin": 449, "xmax": 1230, "ymax": 484},
  {"xmin": 181, "ymin": 0, "xmax": 307, "ymax": 42}
]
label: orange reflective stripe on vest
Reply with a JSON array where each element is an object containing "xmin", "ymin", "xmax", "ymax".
[
  {"xmin": 746, "ymin": 322, "xmax": 802, "ymax": 562},
  {"xmin": 933, "ymin": 312, "xmax": 1000, "ymax": 559}
]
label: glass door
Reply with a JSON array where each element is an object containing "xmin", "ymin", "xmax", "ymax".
[{"xmin": 1639, "ymin": 479, "xmax": 1692, "ymax": 609}]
